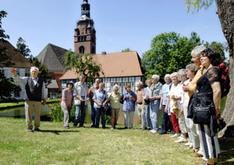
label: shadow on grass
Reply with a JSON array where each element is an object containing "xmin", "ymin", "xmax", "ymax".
[
  {"xmin": 219, "ymin": 138, "xmax": 234, "ymax": 165},
  {"xmin": 38, "ymin": 129, "xmax": 80, "ymax": 135}
]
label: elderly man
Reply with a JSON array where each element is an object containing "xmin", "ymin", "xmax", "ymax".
[
  {"xmin": 73, "ymin": 75, "xmax": 89, "ymax": 128},
  {"xmin": 149, "ymin": 75, "xmax": 162, "ymax": 134},
  {"xmin": 159, "ymin": 74, "xmax": 172, "ymax": 135},
  {"xmin": 10, "ymin": 67, "xmax": 47, "ymax": 132},
  {"xmin": 183, "ymin": 45, "xmax": 206, "ymax": 158},
  {"xmin": 88, "ymin": 78, "xmax": 100, "ymax": 127},
  {"xmin": 136, "ymin": 81, "xmax": 145, "ymax": 130}
]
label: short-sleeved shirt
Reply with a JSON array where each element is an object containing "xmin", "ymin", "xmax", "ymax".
[
  {"xmin": 150, "ymin": 82, "xmax": 162, "ymax": 104},
  {"xmin": 181, "ymin": 79, "xmax": 190, "ymax": 107},
  {"xmin": 168, "ymin": 83, "xmax": 182, "ymax": 110},
  {"xmin": 108, "ymin": 92, "xmax": 121, "ymax": 109},
  {"xmin": 160, "ymin": 83, "xmax": 172, "ymax": 105},
  {"xmin": 93, "ymin": 89, "xmax": 108, "ymax": 108},
  {"xmin": 122, "ymin": 91, "xmax": 137, "ymax": 111}
]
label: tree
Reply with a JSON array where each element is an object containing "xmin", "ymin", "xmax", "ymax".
[
  {"xmin": 141, "ymin": 32, "xmax": 201, "ymax": 81},
  {"xmin": 16, "ymin": 37, "xmax": 31, "ymax": 58},
  {"xmin": 185, "ymin": 0, "xmax": 234, "ymax": 137},
  {"xmin": 65, "ymin": 50, "xmax": 104, "ymax": 82},
  {"xmin": 29, "ymin": 57, "xmax": 52, "ymax": 85},
  {"xmin": 0, "ymin": 10, "xmax": 21, "ymax": 101},
  {"xmin": 209, "ymin": 41, "xmax": 228, "ymax": 61},
  {"xmin": 122, "ymin": 48, "xmax": 131, "ymax": 52}
]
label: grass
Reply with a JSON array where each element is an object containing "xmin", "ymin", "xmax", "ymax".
[
  {"xmin": 0, "ymin": 99, "xmax": 60, "ymax": 109},
  {"xmin": 0, "ymin": 118, "xmax": 233, "ymax": 165}
]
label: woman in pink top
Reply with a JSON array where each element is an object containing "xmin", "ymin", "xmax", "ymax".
[{"xmin": 61, "ymin": 81, "xmax": 74, "ymax": 129}]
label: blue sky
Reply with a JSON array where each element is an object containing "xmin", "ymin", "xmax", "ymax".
[{"xmin": 1, "ymin": 0, "xmax": 227, "ymax": 58}]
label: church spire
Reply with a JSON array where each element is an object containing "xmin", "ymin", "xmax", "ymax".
[
  {"xmin": 81, "ymin": 0, "xmax": 90, "ymax": 18},
  {"xmin": 74, "ymin": 0, "xmax": 96, "ymax": 54}
]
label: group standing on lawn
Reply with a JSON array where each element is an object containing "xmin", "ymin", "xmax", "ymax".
[{"xmin": 10, "ymin": 45, "xmax": 226, "ymax": 165}]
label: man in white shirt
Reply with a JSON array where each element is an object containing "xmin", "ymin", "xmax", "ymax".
[{"xmin": 10, "ymin": 67, "xmax": 47, "ymax": 132}]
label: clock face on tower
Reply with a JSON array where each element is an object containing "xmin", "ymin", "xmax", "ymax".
[{"xmin": 82, "ymin": 10, "xmax": 90, "ymax": 15}]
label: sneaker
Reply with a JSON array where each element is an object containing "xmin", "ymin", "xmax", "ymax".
[
  {"xmin": 111, "ymin": 127, "xmax": 114, "ymax": 130},
  {"xmin": 34, "ymin": 128, "xmax": 41, "ymax": 131},
  {"xmin": 184, "ymin": 144, "xmax": 193, "ymax": 150},
  {"xmin": 184, "ymin": 142, "xmax": 191, "ymax": 146},
  {"xmin": 124, "ymin": 126, "xmax": 128, "ymax": 129},
  {"xmin": 197, "ymin": 148, "xmax": 204, "ymax": 155},
  {"xmin": 150, "ymin": 130, "xmax": 157, "ymax": 134},
  {"xmin": 64, "ymin": 126, "xmax": 69, "ymax": 129},
  {"xmin": 175, "ymin": 138, "xmax": 187, "ymax": 143},
  {"xmin": 28, "ymin": 128, "xmax": 33, "ymax": 132},
  {"xmin": 170, "ymin": 133, "xmax": 179, "ymax": 138}
]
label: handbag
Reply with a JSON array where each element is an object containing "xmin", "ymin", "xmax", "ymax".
[
  {"xmin": 192, "ymin": 104, "xmax": 213, "ymax": 125},
  {"xmin": 103, "ymin": 103, "xmax": 112, "ymax": 116}
]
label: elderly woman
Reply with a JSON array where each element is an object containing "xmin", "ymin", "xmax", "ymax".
[
  {"xmin": 93, "ymin": 83, "xmax": 108, "ymax": 128},
  {"xmin": 149, "ymin": 75, "xmax": 162, "ymax": 133},
  {"xmin": 175, "ymin": 69, "xmax": 189, "ymax": 143},
  {"xmin": 191, "ymin": 48, "xmax": 222, "ymax": 165},
  {"xmin": 143, "ymin": 79, "xmax": 152, "ymax": 130},
  {"xmin": 183, "ymin": 64, "xmax": 198, "ymax": 149},
  {"xmin": 159, "ymin": 74, "xmax": 172, "ymax": 134},
  {"xmin": 122, "ymin": 85, "xmax": 137, "ymax": 129},
  {"xmin": 61, "ymin": 81, "xmax": 74, "ymax": 129},
  {"xmin": 106, "ymin": 85, "xmax": 121, "ymax": 129},
  {"xmin": 165, "ymin": 72, "xmax": 182, "ymax": 138}
]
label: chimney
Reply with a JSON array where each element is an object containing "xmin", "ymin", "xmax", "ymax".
[{"xmin": 102, "ymin": 51, "xmax": 106, "ymax": 55}]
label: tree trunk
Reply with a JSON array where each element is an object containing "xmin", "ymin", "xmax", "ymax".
[{"xmin": 216, "ymin": 0, "xmax": 234, "ymax": 137}]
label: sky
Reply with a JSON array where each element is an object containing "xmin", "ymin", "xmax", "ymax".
[{"xmin": 1, "ymin": 0, "xmax": 227, "ymax": 58}]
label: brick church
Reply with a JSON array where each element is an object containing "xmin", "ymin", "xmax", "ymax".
[{"xmin": 38, "ymin": 0, "xmax": 144, "ymax": 97}]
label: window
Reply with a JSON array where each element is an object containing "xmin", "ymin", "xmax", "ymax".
[
  {"xmin": 25, "ymin": 69, "xmax": 30, "ymax": 77},
  {"xmin": 0, "ymin": 69, "xmax": 4, "ymax": 75},
  {"xmin": 79, "ymin": 46, "xmax": 85, "ymax": 54},
  {"xmin": 14, "ymin": 91, "xmax": 20, "ymax": 97}
]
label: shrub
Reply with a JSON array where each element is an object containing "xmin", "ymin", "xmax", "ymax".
[{"xmin": 49, "ymin": 103, "xmax": 63, "ymax": 122}]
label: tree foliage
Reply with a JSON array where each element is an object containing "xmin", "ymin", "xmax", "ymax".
[
  {"xmin": 16, "ymin": 37, "xmax": 31, "ymax": 58},
  {"xmin": 0, "ymin": 10, "xmax": 21, "ymax": 101},
  {"xmin": 209, "ymin": 41, "xmax": 228, "ymax": 61},
  {"xmin": 141, "ymin": 32, "xmax": 202, "ymax": 80},
  {"xmin": 65, "ymin": 50, "xmax": 104, "ymax": 82},
  {"xmin": 185, "ymin": 0, "xmax": 214, "ymax": 12},
  {"xmin": 122, "ymin": 48, "xmax": 131, "ymax": 52},
  {"xmin": 29, "ymin": 57, "xmax": 52, "ymax": 85}
]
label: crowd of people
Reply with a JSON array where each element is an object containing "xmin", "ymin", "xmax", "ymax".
[{"xmin": 10, "ymin": 45, "xmax": 224, "ymax": 165}]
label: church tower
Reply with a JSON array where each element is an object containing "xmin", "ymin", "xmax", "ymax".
[{"xmin": 74, "ymin": 0, "xmax": 96, "ymax": 54}]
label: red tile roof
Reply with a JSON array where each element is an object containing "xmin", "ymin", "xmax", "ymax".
[
  {"xmin": 60, "ymin": 51, "xmax": 143, "ymax": 80},
  {"xmin": 0, "ymin": 39, "xmax": 32, "ymax": 68}
]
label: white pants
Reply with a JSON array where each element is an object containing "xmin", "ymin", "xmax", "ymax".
[
  {"xmin": 183, "ymin": 105, "xmax": 192, "ymax": 141},
  {"xmin": 136, "ymin": 104, "xmax": 145, "ymax": 128},
  {"xmin": 123, "ymin": 111, "xmax": 134, "ymax": 128}
]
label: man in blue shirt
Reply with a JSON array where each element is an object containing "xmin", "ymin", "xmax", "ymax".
[{"xmin": 159, "ymin": 74, "xmax": 172, "ymax": 134}]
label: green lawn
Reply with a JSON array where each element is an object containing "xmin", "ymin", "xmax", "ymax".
[{"xmin": 0, "ymin": 118, "xmax": 233, "ymax": 165}]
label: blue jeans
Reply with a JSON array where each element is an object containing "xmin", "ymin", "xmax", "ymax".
[
  {"xmin": 150, "ymin": 100, "xmax": 160, "ymax": 131},
  {"xmin": 95, "ymin": 107, "xmax": 105, "ymax": 128},
  {"xmin": 91, "ymin": 104, "xmax": 96, "ymax": 126},
  {"xmin": 73, "ymin": 101, "xmax": 86, "ymax": 127},
  {"xmin": 161, "ymin": 105, "xmax": 169, "ymax": 133},
  {"xmin": 144, "ymin": 104, "xmax": 151, "ymax": 129}
]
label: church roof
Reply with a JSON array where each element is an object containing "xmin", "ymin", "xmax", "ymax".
[
  {"xmin": 37, "ymin": 43, "xmax": 68, "ymax": 73},
  {"xmin": 0, "ymin": 39, "xmax": 32, "ymax": 68},
  {"xmin": 60, "ymin": 51, "xmax": 144, "ymax": 80}
]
